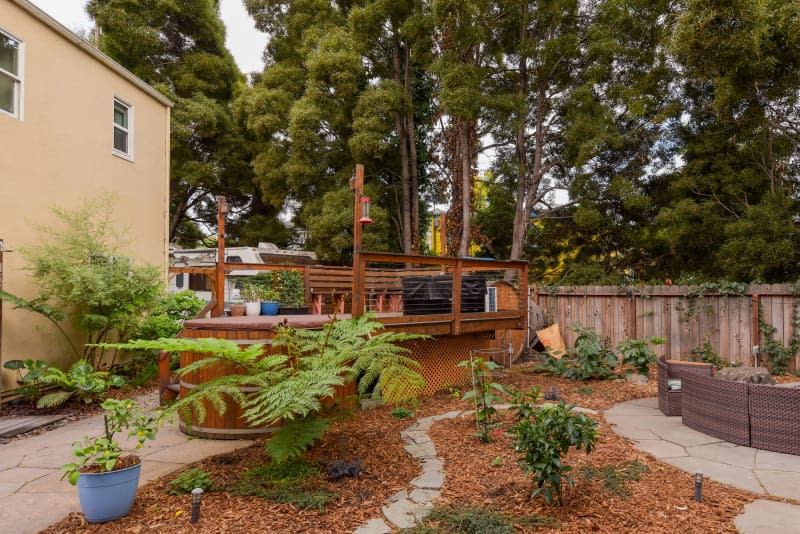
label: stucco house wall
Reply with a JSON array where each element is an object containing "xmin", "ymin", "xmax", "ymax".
[{"xmin": 0, "ymin": 0, "xmax": 171, "ymax": 394}]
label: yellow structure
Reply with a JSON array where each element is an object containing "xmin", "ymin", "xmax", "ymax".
[{"xmin": 0, "ymin": 0, "xmax": 171, "ymax": 393}]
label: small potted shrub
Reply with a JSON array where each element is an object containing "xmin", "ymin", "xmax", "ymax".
[
  {"xmin": 277, "ymin": 271, "xmax": 308, "ymax": 315},
  {"xmin": 229, "ymin": 299, "xmax": 246, "ymax": 317},
  {"xmin": 239, "ymin": 283, "xmax": 261, "ymax": 316},
  {"xmin": 259, "ymin": 288, "xmax": 281, "ymax": 316},
  {"xmin": 62, "ymin": 399, "xmax": 160, "ymax": 523}
]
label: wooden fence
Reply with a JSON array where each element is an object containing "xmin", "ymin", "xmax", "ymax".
[{"xmin": 532, "ymin": 285, "xmax": 799, "ymax": 371}]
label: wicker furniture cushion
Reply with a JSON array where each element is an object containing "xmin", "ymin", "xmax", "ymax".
[{"xmin": 681, "ymin": 373, "xmax": 750, "ymax": 447}]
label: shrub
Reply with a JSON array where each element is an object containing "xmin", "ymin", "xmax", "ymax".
[
  {"xmin": 167, "ymin": 468, "xmax": 214, "ymax": 495},
  {"xmin": 0, "ymin": 196, "xmax": 163, "ymax": 369},
  {"xmin": 390, "ymin": 406, "xmax": 414, "ymax": 419},
  {"xmin": 3, "ymin": 359, "xmax": 48, "ymax": 403},
  {"xmin": 510, "ymin": 388, "xmax": 598, "ymax": 505},
  {"xmin": 689, "ymin": 339, "xmax": 724, "ymax": 369},
  {"xmin": 37, "ymin": 360, "xmax": 125, "ymax": 408},
  {"xmin": 617, "ymin": 336, "xmax": 665, "ymax": 376},
  {"xmin": 536, "ymin": 327, "xmax": 616, "ymax": 380},
  {"xmin": 233, "ymin": 459, "xmax": 332, "ymax": 510}
]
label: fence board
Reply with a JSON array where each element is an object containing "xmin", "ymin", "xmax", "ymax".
[{"xmin": 533, "ymin": 284, "xmax": 799, "ymax": 367}]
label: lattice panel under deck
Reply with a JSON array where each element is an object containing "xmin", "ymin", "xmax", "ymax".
[{"xmin": 399, "ymin": 333, "xmax": 493, "ymax": 396}]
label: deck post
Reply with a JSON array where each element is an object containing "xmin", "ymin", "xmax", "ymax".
[
  {"xmin": 213, "ymin": 196, "xmax": 227, "ymax": 318},
  {"xmin": 452, "ymin": 258, "xmax": 462, "ymax": 335},
  {"xmin": 352, "ymin": 164, "xmax": 365, "ymax": 317}
]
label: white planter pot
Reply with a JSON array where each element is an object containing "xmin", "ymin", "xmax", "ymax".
[{"xmin": 244, "ymin": 301, "xmax": 261, "ymax": 316}]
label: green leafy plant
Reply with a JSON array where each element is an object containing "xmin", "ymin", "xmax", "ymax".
[
  {"xmin": 0, "ymin": 197, "xmax": 164, "ymax": 369},
  {"xmin": 617, "ymin": 336, "xmax": 665, "ymax": 377},
  {"xmin": 391, "ymin": 406, "xmax": 414, "ymax": 419},
  {"xmin": 510, "ymin": 387, "xmax": 598, "ymax": 505},
  {"xmin": 276, "ymin": 271, "xmax": 305, "ymax": 306},
  {"xmin": 490, "ymin": 455, "xmax": 504, "ymax": 467},
  {"xmin": 403, "ymin": 506, "xmax": 516, "ymax": 534},
  {"xmin": 3, "ymin": 359, "xmax": 49, "ymax": 403},
  {"xmin": 61, "ymin": 398, "xmax": 160, "ymax": 485},
  {"xmin": 580, "ymin": 461, "xmax": 649, "ymax": 498},
  {"xmin": 257, "ymin": 287, "xmax": 280, "ymax": 302},
  {"xmin": 459, "ymin": 356, "xmax": 508, "ymax": 443},
  {"xmin": 238, "ymin": 282, "xmax": 261, "ymax": 303},
  {"xmin": 38, "ymin": 360, "xmax": 125, "ymax": 408},
  {"xmin": 759, "ymin": 302, "xmax": 799, "ymax": 375},
  {"xmin": 104, "ymin": 314, "xmax": 426, "ymax": 462},
  {"xmin": 537, "ymin": 326, "xmax": 617, "ymax": 381},
  {"xmin": 167, "ymin": 468, "xmax": 214, "ymax": 495},
  {"xmin": 689, "ymin": 339, "xmax": 724, "ymax": 369}
]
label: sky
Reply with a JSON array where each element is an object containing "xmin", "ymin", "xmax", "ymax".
[{"xmin": 29, "ymin": 0, "xmax": 268, "ymax": 74}]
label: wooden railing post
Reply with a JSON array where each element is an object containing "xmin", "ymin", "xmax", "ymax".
[{"xmin": 452, "ymin": 258, "xmax": 462, "ymax": 335}]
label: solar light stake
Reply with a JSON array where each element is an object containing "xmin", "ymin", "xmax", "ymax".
[
  {"xmin": 694, "ymin": 472, "xmax": 703, "ymax": 502},
  {"xmin": 191, "ymin": 488, "xmax": 203, "ymax": 523}
]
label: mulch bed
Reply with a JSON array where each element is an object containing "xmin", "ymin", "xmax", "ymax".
[{"xmin": 40, "ymin": 364, "xmax": 767, "ymax": 533}]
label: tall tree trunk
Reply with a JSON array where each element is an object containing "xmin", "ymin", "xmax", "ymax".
[
  {"xmin": 404, "ymin": 47, "xmax": 420, "ymax": 254},
  {"xmin": 458, "ymin": 121, "xmax": 472, "ymax": 257},
  {"xmin": 510, "ymin": 33, "xmax": 529, "ymax": 263},
  {"xmin": 393, "ymin": 33, "xmax": 412, "ymax": 254}
]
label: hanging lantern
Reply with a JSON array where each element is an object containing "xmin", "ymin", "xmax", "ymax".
[{"xmin": 359, "ymin": 195, "xmax": 373, "ymax": 224}]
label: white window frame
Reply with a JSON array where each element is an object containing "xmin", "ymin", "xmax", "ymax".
[
  {"xmin": 0, "ymin": 27, "xmax": 24, "ymax": 121},
  {"xmin": 112, "ymin": 96, "xmax": 133, "ymax": 161}
]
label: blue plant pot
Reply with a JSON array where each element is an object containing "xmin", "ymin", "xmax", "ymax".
[
  {"xmin": 260, "ymin": 301, "xmax": 279, "ymax": 315},
  {"xmin": 76, "ymin": 462, "xmax": 141, "ymax": 523}
]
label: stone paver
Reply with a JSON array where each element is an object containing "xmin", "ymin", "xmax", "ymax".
[
  {"xmin": 0, "ymin": 393, "xmax": 253, "ymax": 534},
  {"xmin": 606, "ymin": 397, "xmax": 800, "ymax": 533},
  {"xmin": 734, "ymin": 500, "xmax": 800, "ymax": 534}
]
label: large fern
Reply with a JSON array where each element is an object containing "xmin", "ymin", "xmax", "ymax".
[
  {"xmin": 265, "ymin": 417, "xmax": 330, "ymax": 463},
  {"xmin": 103, "ymin": 314, "xmax": 427, "ymax": 462}
]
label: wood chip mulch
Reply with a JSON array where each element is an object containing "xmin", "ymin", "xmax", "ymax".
[{"xmin": 40, "ymin": 365, "xmax": 765, "ymax": 533}]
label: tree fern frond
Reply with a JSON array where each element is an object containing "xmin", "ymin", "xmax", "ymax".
[
  {"xmin": 265, "ymin": 417, "xmax": 329, "ymax": 463},
  {"xmin": 37, "ymin": 390, "xmax": 74, "ymax": 408}
]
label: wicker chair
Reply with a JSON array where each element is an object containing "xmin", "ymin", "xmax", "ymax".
[{"xmin": 657, "ymin": 356, "xmax": 714, "ymax": 416}]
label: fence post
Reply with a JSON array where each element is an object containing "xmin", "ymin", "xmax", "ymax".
[{"xmin": 751, "ymin": 292, "xmax": 760, "ymax": 367}]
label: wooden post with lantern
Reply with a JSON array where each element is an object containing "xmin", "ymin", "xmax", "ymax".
[
  {"xmin": 351, "ymin": 164, "xmax": 372, "ymax": 318},
  {"xmin": 213, "ymin": 195, "xmax": 228, "ymax": 318}
]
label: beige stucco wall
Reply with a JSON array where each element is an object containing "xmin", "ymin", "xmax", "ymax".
[{"xmin": 0, "ymin": 2, "xmax": 170, "ymax": 393}]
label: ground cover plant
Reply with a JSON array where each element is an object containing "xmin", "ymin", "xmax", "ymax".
[{"xmin": 42, "ymin": 362, "xmax": 763, "ymax": 533}]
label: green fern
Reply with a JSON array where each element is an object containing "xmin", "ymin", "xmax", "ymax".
[
  {"xmin": 103, "ymin": 314, "xmax": 427, "ymax": 462},
  {"xmin": 265, "ymin": 417, "xmax": 330, "ymax": 463},
  {"xmin": 36, "ymin": 390, "xmax": 74, "ymax": 408}
]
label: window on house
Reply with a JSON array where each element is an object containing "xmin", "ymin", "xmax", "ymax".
[
  {"xmin": 189, "ymin": 274, "xmax": 211, "ymax": 291},
  {"xmin": 175, "ymin": 273, "xmax": 185, "ymax": 289},
  {"xmin": 113, "ymin": 98, "xmax": 132, "ymax": 158},
  {"xmin": 0, "ymin": 29, "xmax": 23, "ymax": 119}
]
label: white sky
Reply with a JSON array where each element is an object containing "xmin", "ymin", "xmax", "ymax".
[{"xmin": 29, "ymin": 0, "xmax": 268, "ymax": 74}]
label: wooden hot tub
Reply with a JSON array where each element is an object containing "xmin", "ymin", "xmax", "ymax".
[{"xmin": 178, "ymin": 315, "xmax": 356, "ymax": 439}]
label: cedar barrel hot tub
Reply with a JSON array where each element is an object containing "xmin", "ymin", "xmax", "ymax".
[{"xmin": 177, "ymin": 314, "xmax": 356, "ymax": 439}]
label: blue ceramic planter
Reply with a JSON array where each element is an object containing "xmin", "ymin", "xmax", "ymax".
[
  {"xmin": 77, "ymin": 462, "xmax": 141, "ymax": 523},
  {"xmin": 260, "ymin": 301, "xmax": 279, "ymax": 315}
]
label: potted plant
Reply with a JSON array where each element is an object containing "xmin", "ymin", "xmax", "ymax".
[
  {"xmin": 62, "ymin": 398, "xmax": 160, "ymax": 523},
  {"xmin": 258, "ymin": 288, "xmax": 281, "ymax": 316},
  {"xmin": 277, "ymin": 271, "xmax": 308, "ymax": 315},
  {"xmin": 229, "ymin": 299, "xmax": 246, "ymax": 317},
  {"xmin": 239, "ymin": 283, "xmax": 261, "ymax": 316}
]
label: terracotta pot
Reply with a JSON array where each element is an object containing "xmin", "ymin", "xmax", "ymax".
[{"xmin": 229, "ymin": 303, "xmax": 246, "ymax": 317}]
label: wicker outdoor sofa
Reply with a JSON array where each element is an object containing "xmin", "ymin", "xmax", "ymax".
[
  {"xmin": 657, "ymin": 358, "xmax": 800, "ymax": 456},
  {"xmin": 656, "ymin": 356, "xmax": 714, "ymax": 416},
  {"xmin": 682, "ymin": 373, "xmax": 800, "ymax": 455}
]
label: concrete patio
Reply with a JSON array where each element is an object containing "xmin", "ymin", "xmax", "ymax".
[
  {"xmin": 606, "ymin": 397, "xmax": 800, "ymax": 533},
  {"xmin": 0, "ymin": 393, "xmax": 253, "ymax": 534}
]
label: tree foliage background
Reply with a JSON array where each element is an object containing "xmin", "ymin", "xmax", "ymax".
[{"xmin": 89, "ymin": 0, "xmax": 800, "ymax": 283}]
